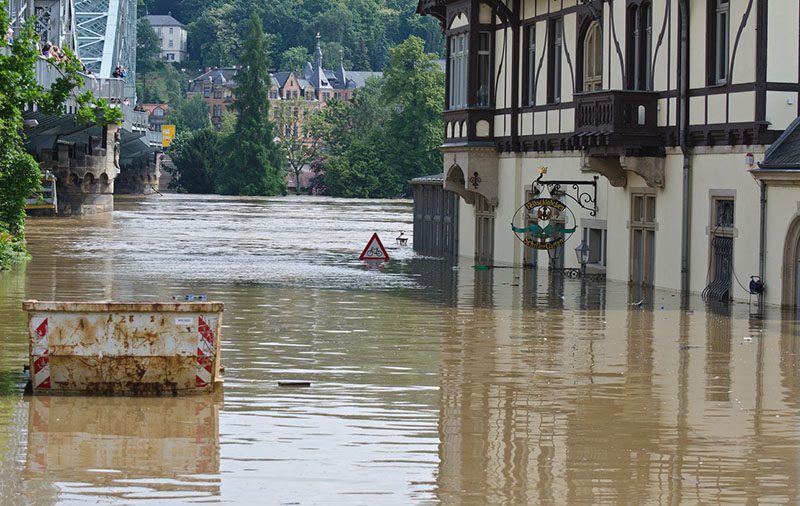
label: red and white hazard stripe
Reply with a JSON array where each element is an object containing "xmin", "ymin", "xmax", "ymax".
[
  {"xmin": 31, "ymin": 318, "xmax": 51, "ymax": 390},
  {"xmin": 196, "ymin": 316, "xmax": 215, "ymax": 387}
]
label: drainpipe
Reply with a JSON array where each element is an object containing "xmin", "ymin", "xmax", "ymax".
[
  {"xmin": 679, "ymin": 0, "xmax": 692, "ymax": 297},
  {"xmin": 758, "ymin": 180, "xmax": 766, "ymax": 314}
]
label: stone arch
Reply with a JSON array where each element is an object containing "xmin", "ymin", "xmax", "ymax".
[
  {"xmin": 781, "ymin": 214, "xmax": 800, "ymax": 307},
  {"xmin": 444, "ymin": 163, "xmax": 474, "ymax": 204},
  {"xmin": 68, "ymin": 173, "xmax": 79, "ymax": 186},
  {"xmin": 99, "ymin": 173, "xmax": 110, "ymax": 186}
]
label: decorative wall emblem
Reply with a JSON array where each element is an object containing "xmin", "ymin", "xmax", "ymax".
[
  {"xmin": 511, "ymin": 197, "xmax": 577, "ymax": 250},
  {"xmin": 511, "ymin": 171, "xmax": 598, "ymax": 250},
  {"xmin": 469, "ymin": 172, "xmax": 482, "ymax": 189}
]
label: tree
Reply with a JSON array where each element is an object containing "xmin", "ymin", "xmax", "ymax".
[
  {"xmin": 136, "ymin": 18, "xmax": 161, "ymax": 73},
  {"xmin": 215, "ymin": 13, "xmax": 284, "ymax": 195},
  {"xmin": 280, "ymin": 46, "xmax": 311, "ymax": 73},
  {"xmin": 166, "ymin": 129, "xmax": 221, "ymax": 193},
  {"xmin": 273, "ymin": 98, "xmax": 324, "ymax": 194},
  {"xmin": 314, "ymin": 36, "xmax": 443, "ymax": 198},
  {"xmin": 0, "ymin": 4, "xmax": 115, "ymax": 268},
  {"xmin": 170, "ymin": 94, "xmax": 210, "ymax": 132},
  {"xmin": 380, "ymin": 35, "xmax": 444, "ymax": 190}
]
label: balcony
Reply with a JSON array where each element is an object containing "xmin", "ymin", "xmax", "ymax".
[
  {"xmin": 574, "ymin": 90, "xmax": 663, "ymax": 155},
  {"xmin": 443, "ymin": 108, "xmax": 495, "ymax": 146}
]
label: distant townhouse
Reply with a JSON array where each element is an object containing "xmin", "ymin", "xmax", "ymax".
[
  {"xmin": 186, "ymin": 35, "xmax": 382, "ymax": 129},
  {"xmin": 135, "ymin": 103, "xmax": 170, "ymax": 131},
  {"xmin": 186, "ymin": 68, "xmax": 237, "ymax": 127},
  {"xmin": 145, "ymin": 13, "xmax": 188, "ymax": 63},
  {"xmin": 416, "ymin": 0, "xmax": 800, "ymax": 308}
]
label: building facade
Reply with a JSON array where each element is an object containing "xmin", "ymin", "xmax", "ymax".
[
  {"xmin": 145, "ymin": 14, "xmax": 188, "ymax": 63},
  {"xmin": 417, "ymin": 0, "xmax": 800, "ymax": 307}
]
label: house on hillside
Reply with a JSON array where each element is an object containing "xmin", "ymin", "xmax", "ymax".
[
  {"xmin": 145, "ymin": 13, "xmax": 188, "ymax": 63},
  {"xmin": 416, "ymin": 0, "xmax": 800, "ymax": 307},
  {"xmin": 135, "ymin": 103, "xmax": 170, "ymax": 131},
  {"xmin": 186, "ymin": 68, "xmax": 237, "ymax": 127}
]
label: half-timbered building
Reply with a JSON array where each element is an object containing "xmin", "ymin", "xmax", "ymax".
[{"xmin": 417, "ymin": 0, "xmax": 800, "ymax": 306}]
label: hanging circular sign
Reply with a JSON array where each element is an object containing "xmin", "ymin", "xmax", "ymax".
[{"xmin": 511, "ymin": 197, "xmax": 578, "ymax": 250}]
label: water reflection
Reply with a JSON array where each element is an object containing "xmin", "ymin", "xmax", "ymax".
[
  {"xmin": 0, "ymin": 195, "xmax": 798, "ymax": 503},
  {"xmin": 22, "ymin": 395, "xmax": 221, "ymax": 502},
  {"xmin": 438, "ymin": 265, "xmax": 800, "ymax": 504}
]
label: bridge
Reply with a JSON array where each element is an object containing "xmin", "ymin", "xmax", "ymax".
[{"xmin": 5, "ymin": 0, "xmax": 161, "ymax": 215}]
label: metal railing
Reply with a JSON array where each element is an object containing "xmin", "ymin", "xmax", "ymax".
[{"xmin": 0, "ymin": 45, "xmax": 125, "ymax": 101}]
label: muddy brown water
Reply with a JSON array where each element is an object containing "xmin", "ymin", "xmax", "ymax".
[{"xmin": 0, "ymin": 194, "xmax": 798, "ymax": 504}]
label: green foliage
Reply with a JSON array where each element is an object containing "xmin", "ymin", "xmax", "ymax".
[
  {"xmin": 169, "ymin": 94, "xmax": 210, "ymax": 131},
  {"xmin": 215, "ymin": 13, "xmax": 284, "ymax": 196},
  {"xmin": 280, "ymin": 46, "xmax": 311, "ymax": 74},
  {"xmin": 136, "ymin": 18, "xmax": 161, "ymax": 73},
  {"xmin": 76, "ymin": 92, "xmax": 124, "ymax": 126},
  {"xmin": 151, "ymin": 0, "xmax": 443, "ymax": 71},
  {"xmin": 136, "ymin": 64, "xmax": 188, "ymax": 105},
  {"xmin": 0, "ymin": 3, "xmax": 103, "ymax": 268},
  {"xmin": 166, "ymin": 129, "xmax": 220, "ymax": 193},
  {"xmin": 317, "ymin": 36, "xmax": 443, "ymax": 198}
]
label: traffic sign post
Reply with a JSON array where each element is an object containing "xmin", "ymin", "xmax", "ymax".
[
  {"xmin": 359, "ymin": 233, "xmax": 390, "ymax": 261},
  {"xmin": 162, "ymin": 124, "xmax": 176, "ymax": 148}
]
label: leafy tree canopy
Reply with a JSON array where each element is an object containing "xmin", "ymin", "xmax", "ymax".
[{"xmin": 148, "ymin": 0, "xmax": 443, "ymax": 71}]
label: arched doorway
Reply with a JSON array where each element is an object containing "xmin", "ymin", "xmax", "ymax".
[{"xmin": 781, "ymin": 215, "xmax": 800, "ymax": 307}]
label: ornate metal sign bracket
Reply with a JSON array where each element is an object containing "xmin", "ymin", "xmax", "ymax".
[{"xmin": 532, "ymin": 174, "xmax": 599, "ymax": 217}]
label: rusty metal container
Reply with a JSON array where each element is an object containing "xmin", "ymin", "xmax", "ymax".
[{"xmin": 23, "ymin": 300, "xmax": 224, "ymax": 396}]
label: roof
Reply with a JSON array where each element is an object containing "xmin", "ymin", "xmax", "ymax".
[
  {"xmin": 759, "ymin": 116, "xmax": 800, "ymax": 169},
  {"xmin": 410, "ymin": 174, "xmax": 445, "ymax": 185},
  {"xmin": 144, "ymin": 14, "xmax": 186, "ymax": 28},
  {"xmin": 188, "ymin": 68, "xmax": 238, "ymax": 92},
  {"xmin": 136, "ymin": 103, "xmax": 169, "ymax": 114},
  {"xmin": 274, "ymin": 71, "xmax": 292, "ymax": 88}
]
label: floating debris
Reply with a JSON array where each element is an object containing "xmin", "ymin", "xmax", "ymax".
[{"xmin": 278, "ymin": 381, "xmax": 311, "ymax": 387}]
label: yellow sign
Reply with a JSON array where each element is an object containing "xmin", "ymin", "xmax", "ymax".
[{"xmin": 162, "ymin": 124, "xmax": 176, "ymax": 147}]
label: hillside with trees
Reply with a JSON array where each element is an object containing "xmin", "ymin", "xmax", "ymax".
[{"xmin": 140, "ymin": 0, "xmax": 443, "ymax": 71}]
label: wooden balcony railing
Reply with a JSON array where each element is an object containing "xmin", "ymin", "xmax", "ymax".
[{"xmin": 574, "ymin": 90, "xmax": 663, "ymax": 151}]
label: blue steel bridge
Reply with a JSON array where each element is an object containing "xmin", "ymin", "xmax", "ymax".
[{"xmin": 5, "ymin": 0, "xmax": 161, "ymax": 214}]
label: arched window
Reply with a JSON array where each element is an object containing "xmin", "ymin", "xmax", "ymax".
[{"xmin": 582, "ymin": 21, "xmax": 603, "ymax": 92}]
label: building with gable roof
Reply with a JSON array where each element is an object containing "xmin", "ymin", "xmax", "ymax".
[{"xmin": 145, "ymin": 13, "xmax": 187, "ymax": 63}]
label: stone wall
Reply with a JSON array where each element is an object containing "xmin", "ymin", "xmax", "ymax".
[{"xmin": 37, "ymin": 124, "xmax": 120, "ymax": 215}]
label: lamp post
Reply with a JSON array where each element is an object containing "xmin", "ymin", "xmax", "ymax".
[{"xmin": 575, "ymin": 240, "xmax": 590, "ymax": 278}]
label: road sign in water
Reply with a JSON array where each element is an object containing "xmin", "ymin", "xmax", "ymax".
[{"xmin": 359, "ymin": 233, "xmax": 389, "ymax": 261}]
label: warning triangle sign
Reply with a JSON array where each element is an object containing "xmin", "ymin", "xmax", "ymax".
[{"xmin": 359, "ymin": 233, "xmax": 390, "ymax": 261}]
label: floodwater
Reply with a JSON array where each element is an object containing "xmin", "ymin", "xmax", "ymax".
[{"xmin": 0, "ymin": 194, "xmax": 798, "ymax": 505}]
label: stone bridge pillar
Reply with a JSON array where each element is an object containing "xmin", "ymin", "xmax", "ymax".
[
  {"xmin": 38, "ymin": 124, "xmax": 120, "ymax": 215},
  {"xmin": 115, "ymin": 153, "xmax": 162, "ymax": 195}
]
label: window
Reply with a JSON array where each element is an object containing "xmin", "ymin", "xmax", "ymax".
[
  {"xmin": 214, "ymin": 90, "xmax": 222, "ymax": 99},
  {"xmin": 203, "ymin": 86, "xmax": 210, "ymax": 97},
  {"xmin": 477, "ymin": 32, "xmax": 491, "ymax": 107},
  {"xmin": 704, "ymin": 197, "xmax": 735, "ymax": 301},
  {"xmin": 448, "ymin": 33, "xmax": 468, "ymax": 109},
  {"xmin": 168, "ymin": 53, "xmax": 174, "ymax": 61},
  {"xmin": 154, "ymin": 108, "xmax": 164, "ymax": 117},
  {"xmin": 475, "ymin": 195, "xmax": 495, "ymax": 263},
  {"xmin": 525, "ymin": 25, "xmax": 536, "ymax": 105},
  {"xmin": 583, "ymin": 227, "xmax": 607, "ymax": 266},
  {"xmin": 710, "ymin": 0, "xmax": 730, "ymax": 84},
  {"xmin": 548, "ymin": 18, "xmax": 563, "ymax": 103},
  {"xmin": 212, "ymin": 105, "xmax": 221, "ymax": 117},
  {"xmin": 627, "ymin": 3, "xmax": 653, "ymax": 90},
  {"xmin": 169, "ymin": 27, "xmax": 173, "ymax": 34},
  {"xmin": 630, "ymin": 192, "xmax": 656, "ymax": 286},
  {"xmin": 582, "ymin": 21, "xmax": 603, "ymax": 92}
]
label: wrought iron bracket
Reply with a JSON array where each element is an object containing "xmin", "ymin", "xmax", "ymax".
[{"xmin": 531, "ymin": 174, "xmax": 599, "ymax": 217}]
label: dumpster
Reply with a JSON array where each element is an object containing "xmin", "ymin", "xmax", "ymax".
[{"xmin": 23, "ymin": 300, "xmax": 224, "ymax": 396}]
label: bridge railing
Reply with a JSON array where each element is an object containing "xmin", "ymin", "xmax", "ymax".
[{"xmin": 0, "ymin": 45, "xmax": 125, "ymax": 102}]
